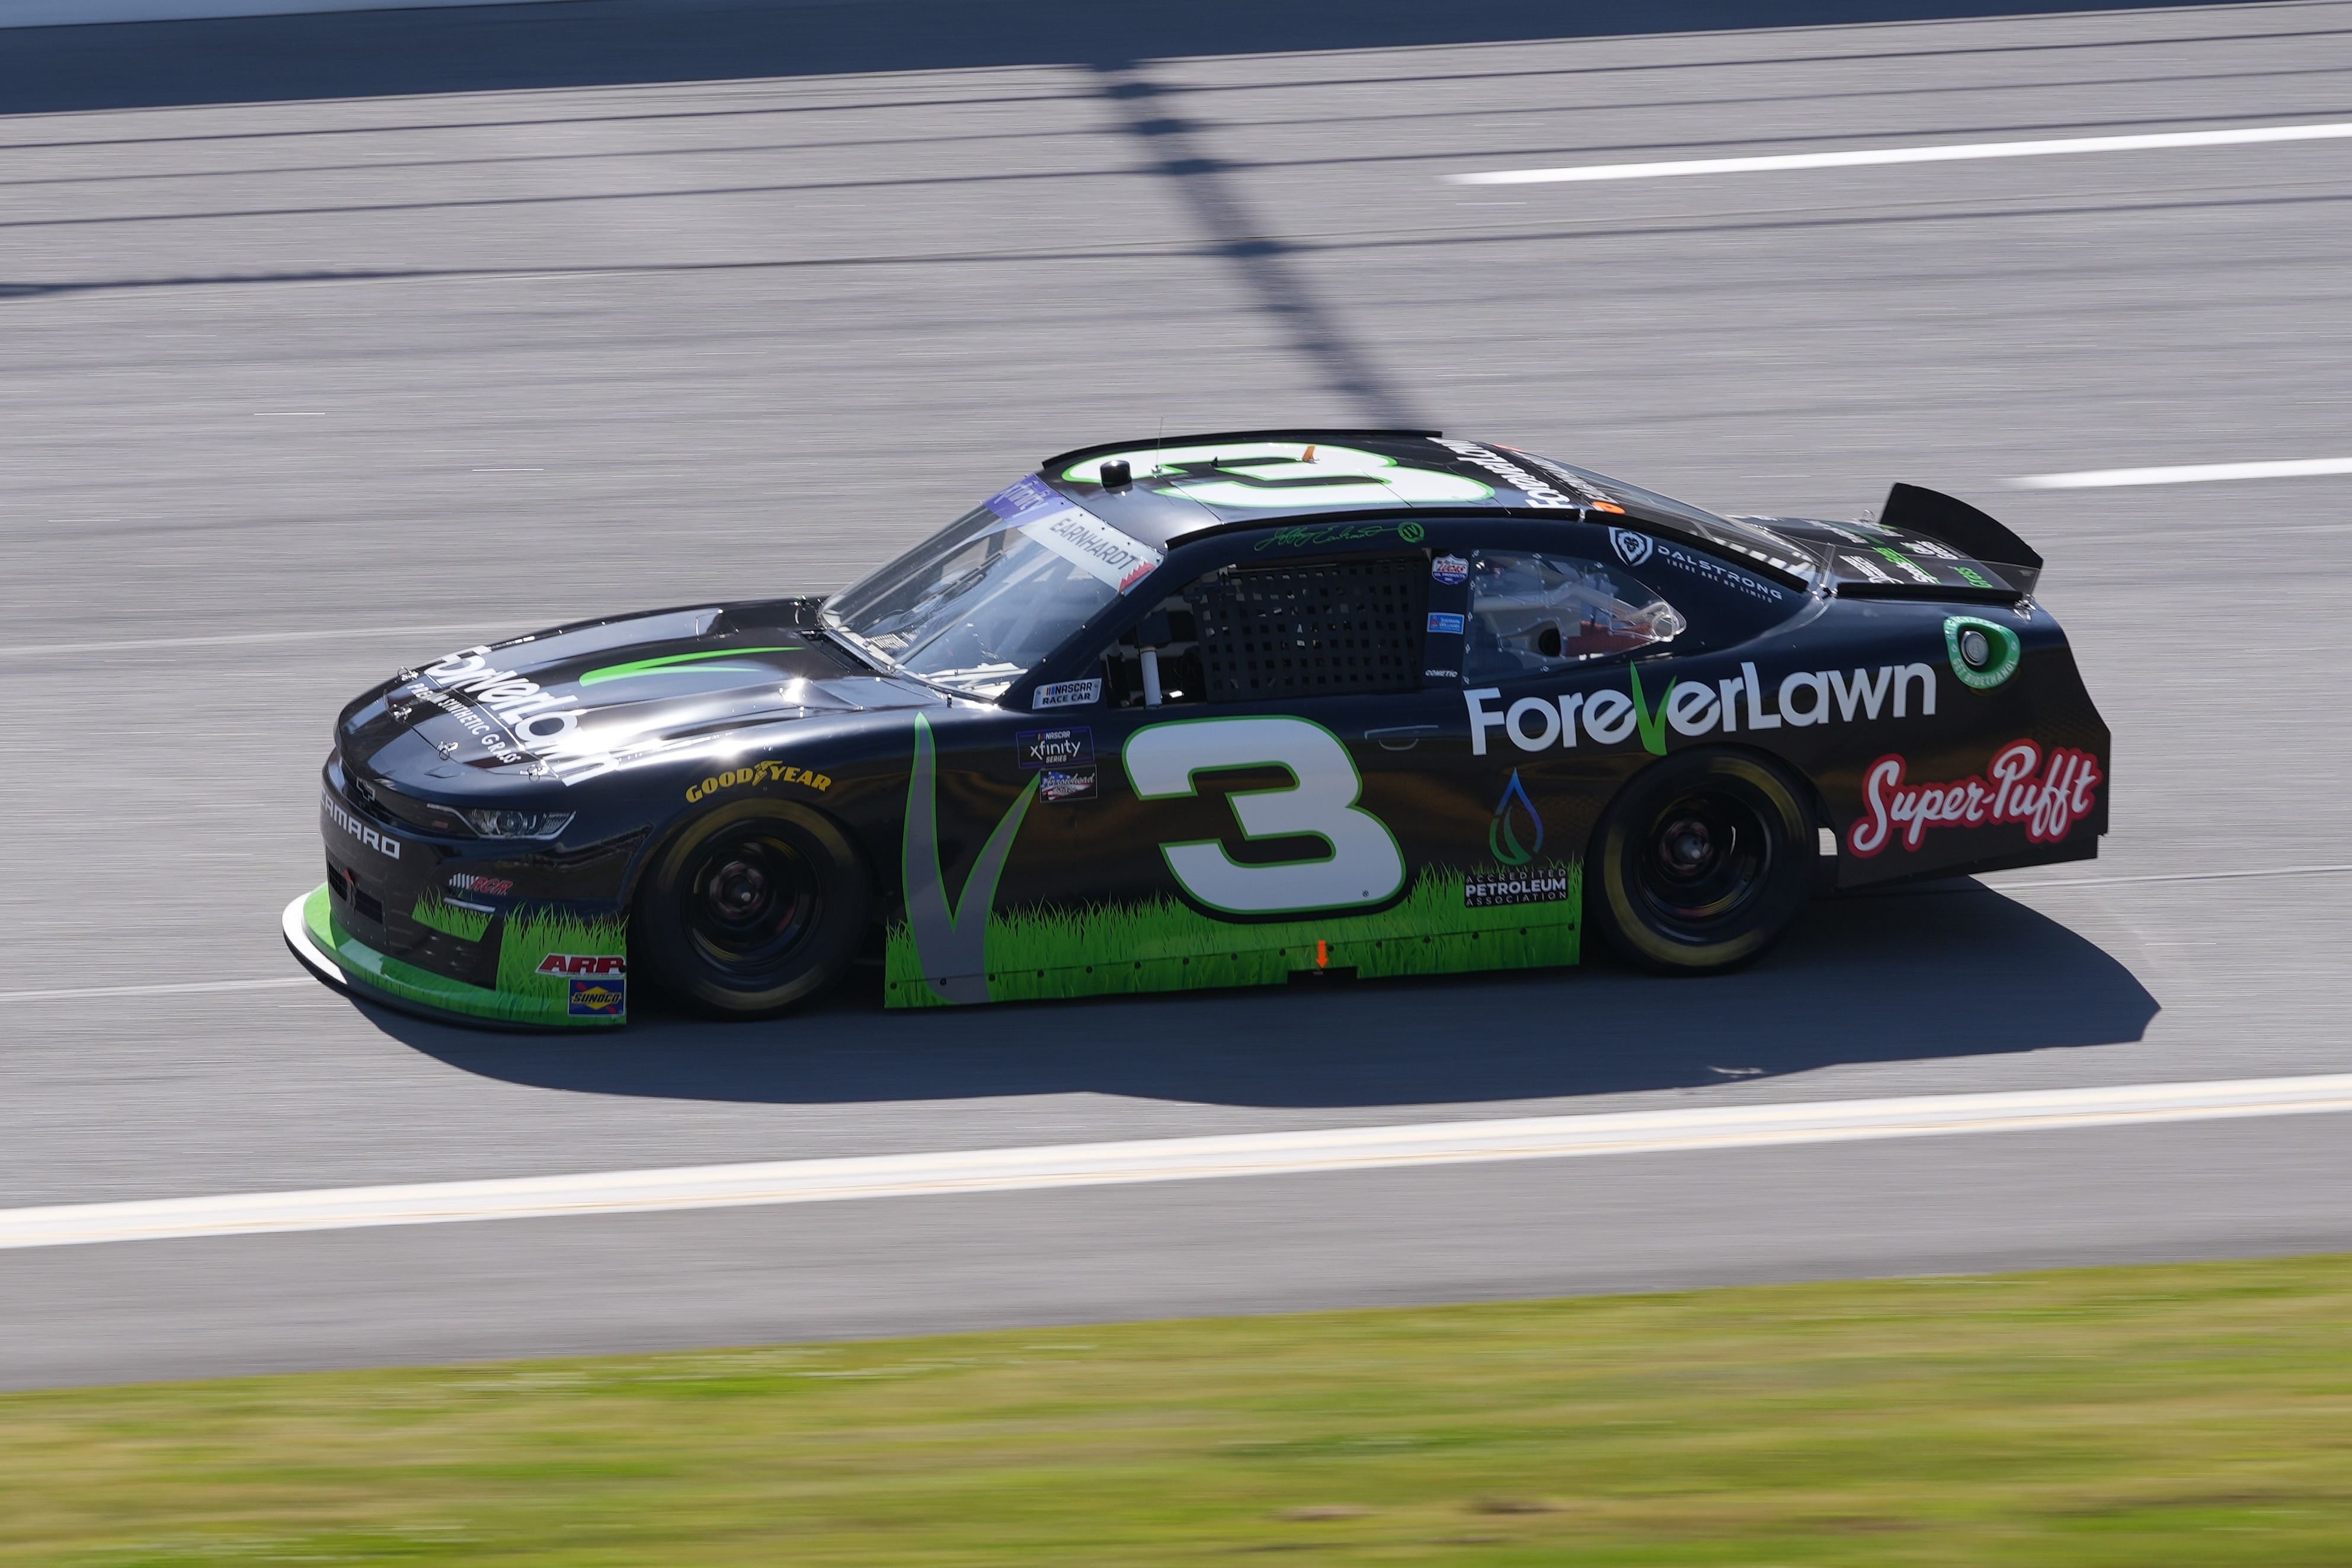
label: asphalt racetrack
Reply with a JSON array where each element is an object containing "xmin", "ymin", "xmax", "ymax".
[{"xmin": 2, "ymin": 0, "xmax": 2350, "ymax": 1390}]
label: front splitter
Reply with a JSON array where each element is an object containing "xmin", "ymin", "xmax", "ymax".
[{"xmin": 281, "ymin": 886, "xmax": 625, "ymax": 1031}]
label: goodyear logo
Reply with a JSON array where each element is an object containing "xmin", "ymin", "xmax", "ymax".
[
  {"xmin": 568, "ymin": 977, "xmax": 626, "ymax": 1017},
  {"xmin": 685, "ymin": 760, "xmax": 832, "ymax": 804},
  {"xmin": 539, "ymin": 953, "xmax": 626, "ymax": 976}
]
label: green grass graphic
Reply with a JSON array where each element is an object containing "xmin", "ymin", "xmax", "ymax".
[
  {"xmin": 306, "ymin": 887, "xmax": 627, "ymax": 1027},
  {"xmin": 887, "ymin": 862, "xmax": 1579, "ymax": 1007},
  {"xmin": 409, "ymin": 892, "xmax": 492, "ymax": 942},
  {"xmin": 493, "ymin": 907, "xmax": 630, "ymax": 1012}
]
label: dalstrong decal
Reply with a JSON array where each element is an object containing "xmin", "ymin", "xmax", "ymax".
[
  {"xmin": 1032, "ymin": 678, "xmax": 1103, "ymax": 711},
  {"xmin": 1848, "ymin": 740, "xmax": 2102, "ymax": 856},
  {"xmin": 1609, "ymin": 528, "xmax": 1654, "ymax": 567}
]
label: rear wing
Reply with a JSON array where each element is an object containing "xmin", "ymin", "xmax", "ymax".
[{"xmin": 1879, "ymin": 484, "xmax": 2043, "ymax": 598}]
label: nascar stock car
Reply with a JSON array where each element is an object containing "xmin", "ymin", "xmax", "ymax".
[{"xmin": 286, "ymin": 430, "xmax": 2108, "ymax": 1029}]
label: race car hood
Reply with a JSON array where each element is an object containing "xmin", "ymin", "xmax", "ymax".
[{"xmin": 339, "ymin": 597, "xmax": 946, "ymax": 795}]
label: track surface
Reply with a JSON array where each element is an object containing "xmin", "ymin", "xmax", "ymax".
[{"xmin": 3, "ymin": 0, "xmax": 2349, "ymax": 1388}]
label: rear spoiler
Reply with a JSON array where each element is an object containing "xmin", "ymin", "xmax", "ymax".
[{"xmin": 1880, "ymin": 484, "xmax": 2043, "ymax": 597}]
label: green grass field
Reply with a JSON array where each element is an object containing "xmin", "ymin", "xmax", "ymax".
[
  {"xmin": 886, "ymin": 861, "xmax": 1581, "ymax": 1006},
  {"xmin": 6, "ymin": 1254, "xmax": 2351, "ymax": 1564}
]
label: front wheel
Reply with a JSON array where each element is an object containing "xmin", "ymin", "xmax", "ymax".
[
  {"xmin": 632, "ymin": 800, "xmax": 871, "ymax": 1017},
  {"xmin": 1588, "ymin": 750, "xmax": 1812, "ymax": 974}
]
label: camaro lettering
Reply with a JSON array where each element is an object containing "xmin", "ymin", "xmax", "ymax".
[
  {"xmin": 537, "ymin": 953, "xmax": 628, "ymax": 975},
  {"xmin": 322, "ymin": 792, "xmax": 400, "ymax": 860},
  {"xmin": 684, "ymin": 760, "xmax": 833, "ymax": 804},
  {"xmin": 1466, "ymin": 661, "xmax": 1935, "ymax": 756},
  {"xmin": 1849, "ymin": 740, "xmax": 2102, "ymax": 856}
]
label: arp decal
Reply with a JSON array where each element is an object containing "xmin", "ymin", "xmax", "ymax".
[
  {"xmin": 537, "ymin": 953, "xmax": 628, "ymax": 976},
  {"xmin": 1125, "ymin": 716, "xmax": 1404, "ymax": 914},
  {"xmin": 683, "ymin": 759, "xmax": 833, "ymax": 803},
  {"xmin": 1061, "ymin": 442, "xmax": 1492, "ymax": 508},
  {"xmin": 446, "ymin": 873, "xmax": 513, "ymax": 895},
  {"xmin": 1849, "ymin": 739, "xmax": 2102, "ymax": 856},
  {"xmin": 1467, "ymin": 661, "xmax": 1938, "ymax": 756}
]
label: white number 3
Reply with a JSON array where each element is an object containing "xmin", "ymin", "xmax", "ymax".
[{"xmin": 1125, "ymin": 717, "xmax": 1405, "ymax": 914}]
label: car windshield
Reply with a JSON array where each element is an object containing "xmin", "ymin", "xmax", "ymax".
[{"xmin": 822, "ymin": 479, "xmax": 1164, "ymax": 699}]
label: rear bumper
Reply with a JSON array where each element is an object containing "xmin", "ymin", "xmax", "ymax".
[{"xmin": 284, "ymin": 885, "xmax": 628, "ymax": 1029}]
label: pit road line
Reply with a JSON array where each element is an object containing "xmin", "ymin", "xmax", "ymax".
[
  {"xmin": 8, "ymin": 1074, "xmax": 2352, "ymax": 1250},
  {"xmin": 1448, "ymin": 119, "xmax": 2352, "ymax": 185}
]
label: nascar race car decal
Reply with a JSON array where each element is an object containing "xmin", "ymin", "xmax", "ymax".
[{"xmin": 286, "ymin": 431, "xmax": 2107, "ymax": 1028}]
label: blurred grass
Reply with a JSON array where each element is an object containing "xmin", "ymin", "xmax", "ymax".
[{"xmin": 4, "ymin": 1254, "xmax": 2350, "ymax": 1564}]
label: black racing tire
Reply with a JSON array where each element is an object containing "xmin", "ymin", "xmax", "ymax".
[
  {"xmin": 1588, "ymin": 748, "xmax": 1813, "ymax": 975},
  {"xmin": 632, "ymin": 799, "xmax": 872, "ymax": 1017}
]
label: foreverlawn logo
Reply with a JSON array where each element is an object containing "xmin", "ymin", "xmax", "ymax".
[
  {"xmin": 1488, "ymin": 770, "xmax": 1543, "ymax": 865},
  {"xmin": 901, "ymin": 714, "xmax": 1036, "ymax": 1004},
  {"xmin": 415, "ymin": 645, "xmax": 620, "ymax": 785},
  {"xmin": 1468, "ymin": 661, "xmax": 1938, "ymax": 757}
]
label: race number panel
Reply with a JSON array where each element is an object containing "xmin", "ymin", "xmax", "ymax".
[{"xmin": 1125, "ymin": 716, "xmax": 1406, "ymax": 914}]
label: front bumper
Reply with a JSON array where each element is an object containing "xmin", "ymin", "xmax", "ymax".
[
  {"xmin": 305, "ymin": 761, "xmax": 634, "ymax": 1028},
  {"xmin": 286, "ymin": 886, "xmax": 627, "ymax": 1029}
]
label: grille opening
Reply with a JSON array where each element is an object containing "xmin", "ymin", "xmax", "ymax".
[
  {"xmin": 352, "ymin": 885, "xmax": 385, "ymax": 924},
  {"xmin": 1186, "ymin": 555, "xmax": 1426, "ymax": 703}
]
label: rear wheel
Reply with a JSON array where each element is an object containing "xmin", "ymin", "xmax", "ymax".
[
  {"xmin": 1589, "ymin": 749, "xmax": 1812, "ymax": 974},
  {"xmin": 633, "ymin": 800, "xmax": 870, "ymax": 1016}
]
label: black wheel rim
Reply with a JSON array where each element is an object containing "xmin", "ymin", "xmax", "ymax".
[
  {"xmin": 1630, "ymin": 786, "xmax": 1775, "ymax": 940},
  {"xmin": 680, "ymin": 824, "xmax": 821, "ymax": 978}
]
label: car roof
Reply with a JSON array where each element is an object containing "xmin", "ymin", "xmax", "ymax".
[{"xmin": 1032, "ymin": 429, "xmax": 1813, "ymax": 584}]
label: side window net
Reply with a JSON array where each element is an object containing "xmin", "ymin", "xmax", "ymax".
[
  {"xmin": 1464, "ymin": 551, "xmax": 1684, "ymax": 683},
  {"xmin": 1185, "ymin": 555, "xmax": 1426, "ymax": 703}
]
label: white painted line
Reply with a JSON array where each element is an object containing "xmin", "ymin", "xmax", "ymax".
[
  {"xmin": 0, "ymin": 624, "xmax": 473, "ymax": 658},
  {"xmin": 2010, "ymin": 457, "xmax": 2352, "ymax": 489},
  {"xmin": 1999, "ymin": 863, "xmax": 2352, "ymax": 891},
  {"xmin": 1448, "ymin": 120, "xmax": 2352, "ymax": 187},
  {"xmin": 0, "ymin": 977, "xmax": 309, "ymax": 1004},
  {"xmin": 9, "ymin": 1074, "xmax": 2352, "ymax": 1251}
]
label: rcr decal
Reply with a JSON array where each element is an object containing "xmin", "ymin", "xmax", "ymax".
[
  {"xmin": 1849, "ymin": 740, "xmax": 2101, "ymax": 856},
  {"xmin": 684, "ymin": 759, "xmax": 833, "ymax": 804},
  {"xmin": 1467, "ymin": 661, "xmax": 1937, "ymax": 756},
  {"xmin": 1060, "ymin": 442, "xmax": 1492, "ymax": 508},
  {"xmin": 1126, "ymin": 716, "xmax": 1404, "ymax": 914}
]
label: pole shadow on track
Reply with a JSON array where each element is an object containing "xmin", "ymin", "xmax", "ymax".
[
  {"xmin": 0, "ymin": 0, "xmax": 2263, "ymax": 117},
  {"xmin": 380, "ymin": 881, "xmax": 2159, "ymax": 1109}
]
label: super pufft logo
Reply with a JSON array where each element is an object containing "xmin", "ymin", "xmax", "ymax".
[
  {"xmin": 1467, "ymin": 661, "xmax": 1938, "ymax": 757},
  {"xmin": 1849, "ymin": 740, "xmax": 2101, "ymax": 856}
]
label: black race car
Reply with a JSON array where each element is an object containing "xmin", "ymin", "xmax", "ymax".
[{"xmin": 287, "ymin": 431, "xmax": 2108, "ymax": 1028}]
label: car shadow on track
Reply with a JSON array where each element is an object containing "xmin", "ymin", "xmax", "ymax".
[{"xmin": 379, "ymin": 879, "xmax": 2158, "ymax": 1109}]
